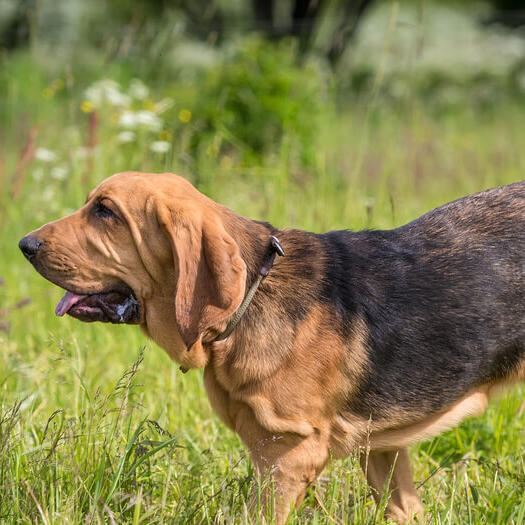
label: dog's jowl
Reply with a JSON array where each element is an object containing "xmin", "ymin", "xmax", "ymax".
[{"xmin": 20, "ymin": 172, "xmax": 525, "ymax": 523}]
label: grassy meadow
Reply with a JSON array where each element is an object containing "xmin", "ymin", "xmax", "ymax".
[{"xmin": 1, "ymin": 2, "xmax": 525, "ymax": 523}]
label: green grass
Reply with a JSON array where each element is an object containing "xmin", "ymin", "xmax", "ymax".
[{"xmin": 1, "ymin": 32, "xmax": 525, "ymax": 524}]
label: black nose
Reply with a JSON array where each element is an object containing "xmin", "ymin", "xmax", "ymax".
[{"xmin": 19, "ymin": 235, "xmax": 43, "ymax": 262}]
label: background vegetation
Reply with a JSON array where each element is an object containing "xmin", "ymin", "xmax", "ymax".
[{"xmin": 0, "ymin": 0, "xmax": 524, "ymax": 523}]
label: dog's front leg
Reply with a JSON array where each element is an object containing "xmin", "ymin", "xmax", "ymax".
[
  {"xmin": 235, "ymin": 405, "xmax": 329, "ymax": 524},
  {"xmin": 248, "ymin": 433, "xmax": 329, "ymax": 524},
  {"xmin": 360, "ymin": 447, "xmax": 424, "ymax": 523}
]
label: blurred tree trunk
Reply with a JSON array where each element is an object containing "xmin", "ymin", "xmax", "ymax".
[
  {"xmin": 252, "ymin": 0, "xmax": 275, "ymax": 35},
  {"xmin": 251, "ymin": 0, "xmax": 374, "ymax": 63},
  {"xmin": 291, "ymin": 0, "xmax": 324, "ymax": 54},
  {"xmin": 1, "ymin": 0, "xmax": 35, "ymax": 49},
  {"xmin": 327, "ymin": 0, "xmax": 374, "ymax": 65},
  {"xmin": 486, "ymin": 0, "xmax": 525, "ymax": 27}
]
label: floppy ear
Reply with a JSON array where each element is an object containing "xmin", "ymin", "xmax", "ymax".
[{"xmin": 158, "ymin": 205, "xmax": 247, "ymax": 349}]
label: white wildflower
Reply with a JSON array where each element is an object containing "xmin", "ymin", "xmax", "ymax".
[
  {"xmin": 51, "ymin": 166, "xmax": 69, "ymax": 180},
  {"xmin": 85, "ymin": 79, "xmax": 131, "ymax": 107},
  {"xmin": 150, "ymin": 141, "xmax": 171, "ymax": 153},
  {"xmin": 119, "ymin": 110, "xmax": 137, "ymax": 128},
  {"xmin": 129, "ymin": 79, "xmax": 149, "ymax": 100},
  {"xmin": 117, "ymin": 130, "xmax": 136, "ymax": 143},
  {"xmin": 135, "ymin": 110, "xmax": 162, "ymax": 131},
  {"xmin": 106, "ymin": 88, "xmax": 131, "ymax": 107},
  {"xmin": 35, "ymin": 147, "xmax": 57, "ymax": 163},
  {"xmin": 154, "ymin": 97, "xmax": 174, "ymax": 114}
]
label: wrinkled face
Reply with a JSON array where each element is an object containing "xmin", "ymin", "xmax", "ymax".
[
  {"xmin": 19, "ymin": 171, "xmax": 247, "ymax": 366},
  {"xmin": 19, "ymin": 172, "xmax": 172, "ymax": 325}
]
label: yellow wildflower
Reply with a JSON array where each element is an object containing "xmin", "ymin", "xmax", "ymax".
[
  {"xmin": 80, "ymin": 100, "xmax": 95, "ymax": 113},
  {"xmin": 159, "ymin": 130, "xmax": 172, "ymax": 142},
  {"xmin": 42, "ymin": 88, "xmax": 54, "ymax": 99},
  {"xmin": 178, "ymin": 109, "xmax": 192, "ymax": 123},
  {"xmin": 143, "ymin": 99, "xmax": 155, "ymax": 111}
]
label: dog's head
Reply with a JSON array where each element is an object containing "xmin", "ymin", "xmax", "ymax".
[{"xmin": 19, "ymin": 172, "xmax": 247, "ymax": 366}]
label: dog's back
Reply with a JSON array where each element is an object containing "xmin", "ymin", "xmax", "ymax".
[{"xmin": 320, "ymin": 181, "xmax": 525, "ymax": 421}]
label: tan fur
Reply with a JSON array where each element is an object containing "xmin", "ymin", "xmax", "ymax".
[
  {"xmin": 368, "ymin": 388, "xmax": 489, "ymax": 451},
  {"xmin": 207, "ymin": 307, "xmax": 368, "ymax": 440},
  {"xmin": 234, "ymin": 402, "xmax": 331, "ymax": 524},
  {"xmin": 25, "ymin": 172, "xmax": 525, "ymax": 524},
  {"xmin": 158, "ymin": 203, "xmax": 247, "ymax": 349},
  {"xmin": 361, "ymin": 448, "xmax": 424, "ymax": 522}
]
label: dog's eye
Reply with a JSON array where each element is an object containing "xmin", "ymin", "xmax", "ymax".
[{"xmin": 93, "ymin": 200, "xmax": 118, "ymax": 220}]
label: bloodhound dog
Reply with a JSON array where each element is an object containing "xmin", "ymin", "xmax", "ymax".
[{"xmin": 20, "ymin": 172, "xmax": 525, "ymax": 523}]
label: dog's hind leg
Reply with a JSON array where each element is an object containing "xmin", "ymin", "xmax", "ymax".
[{"xmin": 360, "ymin": 447, "xmax": 424, "ymax": 523}]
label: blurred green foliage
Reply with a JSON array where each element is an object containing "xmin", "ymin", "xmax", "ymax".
[
  {"xmin": 0, "ymin": 2, "xmax": 525, "ymax": 523},
  {"xmin": 184, "ymin": 39, "xmax": 327, "ymax": 164}
]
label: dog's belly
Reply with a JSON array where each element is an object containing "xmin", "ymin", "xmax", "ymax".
[
  {"xmin": 331, "ymin": 364, "xmax": 525, "ymax": 457},
  {"xmin": 329, "ymin": 387, "xmax": 490, "ymax": 457},
  {"xmin": 367, "ymin": 387, "xmax": 490, "ymax": 450}
]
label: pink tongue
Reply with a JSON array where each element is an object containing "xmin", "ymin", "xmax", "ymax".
[{"xmin": 55, "ymin": 291, "xmax": 87, "ymax": 317}]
